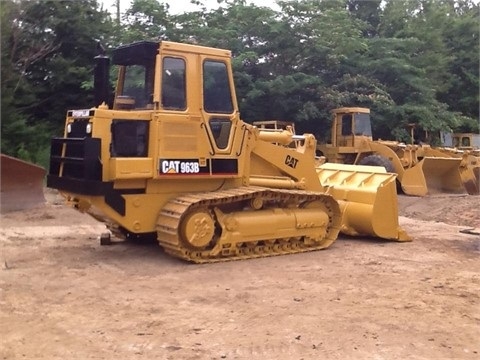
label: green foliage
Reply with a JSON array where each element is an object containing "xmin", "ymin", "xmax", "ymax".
[
  {"xmin": 120, "ymin": 0, "xmax": 172, "ymax": 42},
  {"xmin": 1, "ymin": 0, "xmax": 478, "ymax": 165},
  {"xmin": 1, "ymin": 0, "xmax": 115, "ymax": 167},
  {"xmin": 437, "ymin": 0, "xmax": 479, "ymax": 121},
  {"xmin": 376, "ymin": 0, "xmax": 479, "ymax": 134}
]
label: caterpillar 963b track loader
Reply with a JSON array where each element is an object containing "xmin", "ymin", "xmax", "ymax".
[
  {"xmin": 316, "ymin": 107, "xmax": 476, "ymax": 196},
  {"xmin": 47, "ymin": 41, "xmax": 409, "ymax": 263}
]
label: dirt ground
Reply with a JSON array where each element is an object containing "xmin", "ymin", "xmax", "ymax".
[{"xmin": 1, "ymin": 190, "xmax": 479, "ymax": 360}]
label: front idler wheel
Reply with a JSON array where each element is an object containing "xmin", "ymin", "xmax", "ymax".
[{"xmin": 180, "ymin": 209, "xmax": 216, "ymax": 249}]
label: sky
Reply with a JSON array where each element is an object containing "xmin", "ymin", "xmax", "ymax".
[{"xmin": 100, "ymin": 0, "xmax": 279, "ymax": 16}]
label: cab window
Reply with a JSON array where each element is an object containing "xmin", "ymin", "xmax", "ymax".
[
  {"xmin": 354, "ymin": 113, "xmax": 372, "ymax": 136},
  {"xmin": 121, "ymin": 64, "xmax": 154, "ymax": 108},
  {"xmin": 461, "ymin": 137, "xmax": 470, "ymax": 146},
  {"xmin": 341, "ymin": 114, "xmax": 353, "ymax": 136},
  {"xmin": 162, "ymin": 57, "xmax": 186, "ymax": 110},
  {"xmin": 209, "ymin": 118, "xmax": 231, "ymax": 149},
  {"xmin": 203, "ymin": 61, "xmax": 233, "ymax": 113}
]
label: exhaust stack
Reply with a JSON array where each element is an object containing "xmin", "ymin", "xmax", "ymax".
[{"xmin": 93, "ymin": 42, "xmax": 110, "ymax": 107}]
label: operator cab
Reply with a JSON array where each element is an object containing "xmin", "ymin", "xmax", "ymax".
[
  {"xmin": 103, "ymin": 41, "xmax": 236, "ymax": 116},
  {"xmin": 93, "ymin": 40, "xmax": 238, "ymax": 156},
  {"xmin": 332, "ymin": 107, "xmax": 372, "ymax": 147}
]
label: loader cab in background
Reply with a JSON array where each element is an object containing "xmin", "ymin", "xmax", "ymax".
[
  {"xmin": 452, "ymin": 133, "xmax": 480, "ymax": 150},
  {"xmin": 331, "ymin": 107, "xmax": 373, "ymax": 148},
  {"xmin": 316, "ymin": 107, "xmax": 375, "ymax": 164},
  {"xmin": 440, "ymin": 132, "xmax": 480, "ymax": 150}
]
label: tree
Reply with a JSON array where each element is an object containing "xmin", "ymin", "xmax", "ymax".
[
  {"xmin": 359, "ymin": 0, "xmax": 478, "ymax": 140},
  {"xmin": 120, "ymin": 0, "xmax": 172, "ymax": 43},
  {"xmin": 436, "ymin": 0, "xmax": 479, "ymax": 128},
  {"xmin": 2, "ymin": 0, "xmax": 477, "ymax": 166},
  {"xmin": 1, "ymin": 0, "xmax": 115, "ymax": 165}
]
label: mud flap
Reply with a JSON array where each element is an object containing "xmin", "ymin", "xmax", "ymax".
[
  {"xmin": 316, "ymin": 163, "xmax": 410, "ymax": 241},
  {"xmin": 1, "ymin": 154, "xmax": 46, "ymax": 213},
  {"xmin": 403, "ymin": 157, "xmax": 465, "ymax": 196}
]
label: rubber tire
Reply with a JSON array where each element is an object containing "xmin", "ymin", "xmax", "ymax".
[{"xmin": 358, "ymin": 154, "xmax": 395, "ymax": 173}]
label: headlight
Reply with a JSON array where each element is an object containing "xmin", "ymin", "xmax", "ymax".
[
  {"xmin": 67, "ymin": 124, "xmax": 72, "ymax": 133},
  {"xmin": 86, "ymin": 123, "xmax": 92, "ymax": 134}
]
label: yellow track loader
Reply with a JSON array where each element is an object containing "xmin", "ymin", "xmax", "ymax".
[
  {"xmin": 46, "ymin": 41, "xmax": 409, "ymax": 263},
  {"xmin": 316, "ymin": 107, "xmax": 474, "ymax": 196},
  {"xmin": 1, "ymin": 154, "xmax": 46, "ymax": 213}
]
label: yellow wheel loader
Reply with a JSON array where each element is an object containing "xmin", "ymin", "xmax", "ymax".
[
  {"xmin": 433, "ymin": 132, "xmax": 480, "ymax": 194},
  {"xmin": 316, "ymin": 107, "xmax": 472, "ymax": 196},
  {"xmin": 441, "ymin": 132, "xmax": 480, "ymax": 151},
  {"xmin": 416, "ymin": 145, "xmax": 480, "ymax": 195},
  {"xmin": 46, "ymin": 41, "xmax": 409, "ymax": 263},
  {"xmin": 1, "ymin": 154, "xmax": 46, "ymax": 213}
]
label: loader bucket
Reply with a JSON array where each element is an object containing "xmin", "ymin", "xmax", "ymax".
[
  {"xmin": 316, "ymin": 163, "xmax": 410, "ymax": 241},
  {"xmin": 1, "ymin": 154, "xmax": 46, "ymax": 213},
  {"xmin": 401, "ymin": 157, "xmax": 465, "ymax": 196},
  {"xmin": 459, "ymin": 154, "xmax": 479, "ymax": 195}
]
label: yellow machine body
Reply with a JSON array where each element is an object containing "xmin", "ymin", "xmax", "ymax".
[
  {"xmin": 316, "ymin": 107, "xmax": 470, "ymax": 196},
  {"xmin": 47, "ymin": 41, "xmax": 409, "ymax": 263}
]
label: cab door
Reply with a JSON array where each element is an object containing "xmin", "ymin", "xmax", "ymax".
[
  {"xmin": 336, "ymin": 113, "xmax": 355, "ymax": 147},
  {"xmin": 199, "ymin": 57, "xmax": 238, "ymax": 155},
  {"xmin": 155, "ymin": 53, "xmax": 212, "ymax": 177}
]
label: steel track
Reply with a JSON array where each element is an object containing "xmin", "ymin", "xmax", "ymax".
[{"xmin": 156, "ymin": 186, "xmax": 341, "ymax": 263}]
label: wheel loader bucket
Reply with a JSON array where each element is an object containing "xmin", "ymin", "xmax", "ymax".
[
  {"xmin": 316, "ymin": 163, "xmax": 410, "ymax": 241},
  {"xmin": 1, "ymin": 154, "xmax": 46, "ymax": 213},
  {"xmin": 402, "ymin": 157, "xmax": 465, "ymax": 196},
  {"xmin": 459, "ymin": 154, "xmax": 479, "ymax": 195}
]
